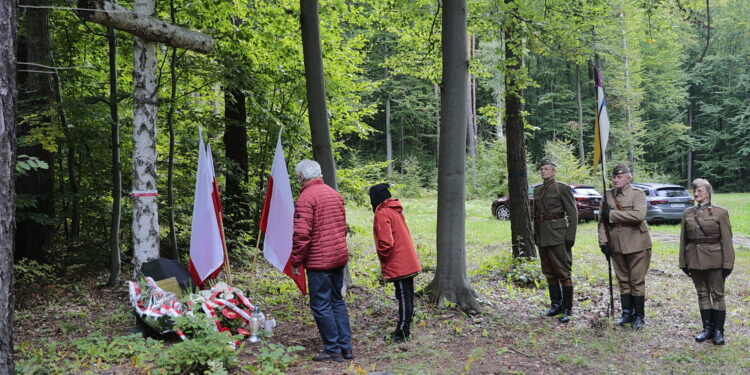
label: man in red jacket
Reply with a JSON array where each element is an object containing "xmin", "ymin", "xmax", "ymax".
[
  {"xmin": 369, "ymin": 183, "xmax": 422, "ymax": 342},
  {"xmin": 290, "ymin": 159, "xmax": 352, "ymax": 362}
]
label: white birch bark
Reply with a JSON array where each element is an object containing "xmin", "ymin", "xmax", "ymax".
[
  {"xmin": 77, "ymin": 0, "xmax": 213, "ymax": 54},
  {"xmin": 131, "ymin": 0, "xmax": 159, "ymax": 276}
]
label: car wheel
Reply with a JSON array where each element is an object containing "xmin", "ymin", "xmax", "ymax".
[{"xmin": 495, "ymin": 205, "xmax": 510, "ymax": 220}]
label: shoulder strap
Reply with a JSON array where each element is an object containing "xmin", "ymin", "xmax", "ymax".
[
  {"xmin": 693, "ymin": 208, "xmax": 709, "ymax": 236},
  {"xmin": 608, "ymin": 190, "xmax": 624, "ymax": 211}
]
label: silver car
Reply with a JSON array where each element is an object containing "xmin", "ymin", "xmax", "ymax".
[{"xmin": 631, "ymin": 183, "xmax": 694, "ymax": 224}]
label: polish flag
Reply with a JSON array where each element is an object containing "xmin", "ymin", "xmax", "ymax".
[
  {"xmin": 189, "ymin": 134, "xmax": 226, "ymax": 287},
  {"xmin": 260, "ymin": 130, "xmax": 306, "ymax": 295}
]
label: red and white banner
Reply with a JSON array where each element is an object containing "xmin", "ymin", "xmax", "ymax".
[
  {"xmin": 260, "ymin": 129, "xmax": 306, "ymax": 295},
  {"xmin": 189, "ymin": 134, "xmax": 226, "ymax": 287}
]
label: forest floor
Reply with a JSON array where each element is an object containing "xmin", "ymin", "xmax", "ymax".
[{"xmin": 12, "ymin": 193, "xmax": 750, "ymax": 374}]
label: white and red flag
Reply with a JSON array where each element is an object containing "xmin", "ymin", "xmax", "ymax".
[
  {"xmin": 189, "ymin": 134, "xmax": 226, "ymax": 287},
  {"xmin": 260, "ymin": 129, "xmax": 306, "ymax": 295}
]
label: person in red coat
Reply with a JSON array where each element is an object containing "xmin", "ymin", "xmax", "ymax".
[
  {"xmin": 290, "ymin": 159, "xmax": 352, "ymax": 362},
  {"xmin": 369, "ymin": 183, "xmax": 422, "ymax": 342}
]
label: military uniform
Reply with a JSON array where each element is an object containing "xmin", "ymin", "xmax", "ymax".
[
  {"xmin": 598, "ymin": 165, "xmax": 652, "ymax": 329},
  {"xmin": 533, "ymin": 162, "xmax": 577, "ymax": 323},
  {"xmin": 679, "ymin": 202, "xmax": 734, "ymax": 345}
]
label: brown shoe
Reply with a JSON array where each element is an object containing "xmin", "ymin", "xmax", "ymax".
[{"xmin": 312, "ymin": 350, "xmax": 343, "ymax": 362}]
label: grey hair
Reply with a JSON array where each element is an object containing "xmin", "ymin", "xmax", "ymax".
[
  {"xmin": 692, "ymin": 178, "xmax": 713, "ymax": 196},
  {"xmin": 295, "ymin": 159, "xmax": 323, "ymax": 180}
]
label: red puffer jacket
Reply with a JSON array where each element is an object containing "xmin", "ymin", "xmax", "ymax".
[
  {"xmin": 373, "ymin": 198, "xmax": 421, "ymax": 280},
  {"xmin": 290, "ymin": 178, "xmax": 348, "ymax": 271}
]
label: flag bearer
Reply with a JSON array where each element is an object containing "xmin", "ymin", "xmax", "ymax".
[{"xmin": 598, "ymin": 164, "xmax": 652, "ymax": 330}]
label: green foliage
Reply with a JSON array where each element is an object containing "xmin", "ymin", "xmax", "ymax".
[
  {"xmin": 244, "ymin": 342, "xmax": 304, "ymax": 374},
  {"xmin": 467, "ymin": 139, "xmax": 508, "ymax": 199},
  {"xmin": 337, "ymin": 158, "xmax": 390, "ymax": 207},
  {"xmin": 532, "ymin": 140, "xmax": 599, "ymax": 187},
  {"xmin": 13, "ymin": 258, "xmax": 59, "ymax": 298},
  {"xmin": 391, "ymin": 156, "xmax": 435, "ymax": 198},
  {"xmin": 15, "ymin": 154, "xmax": 49, "ymax": 176},
  {"xmin": 474, "ymin": 252, "xmax": 544, "ymax": 288}
]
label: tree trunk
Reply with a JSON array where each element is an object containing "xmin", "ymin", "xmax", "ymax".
[
  {"xmin": 300, "ymin": 0, "xmax": 352, "ymax": 289},
  {"xmin": 16, "ymin": 0, "xmax": 55, "ymax": 262},
  {"xmin": 107, "ymin": 27, "xmax": 122, "ymax": 286},
  {"xmin": 0, "ymin": 0, "xmax": 18, "ymax": 371},
  {"xmin": 434, "ymin": 82, "xmax": 440, "ymax": 166},
  {"xmin": 384, "ymin": 44, "xmax": 393, "ymax": 178},
  {"xmin": 51, "ymin": 52, "xmax": 80, "ymax": 238},
  {"xmin": 504, "ymin": 11, "xmax": 536, "ymax": 259},
  {"xmin": 620, "ymin": 10, "xmax": 634, "ymax": 165},
  {"xmin": 165, "ymin": 4, "xmax": 179, "ymax": 259},
  {"xmin": 576, "ymin": 64, "xmax": 585, "ymax": 165},
  {"xmin": 76, "ymin": 0, "xmax": 214, "ymax": 54},
  {"xmin": 466, "ymin": 34, "xmax": 477, "ymax": 183},
  {"xmin": 300, "ymin": 0, "xmax": 337, "ymax": 190},
  {"xmin": 423, "ymin": 0, "xmax": 481, "ymax": 313},
  {"xmin": 223, "ymin": 88, "xmax": 248, "ymax": 232},
  {"xmin": 131, "ymin": 0, "xmax": 160, "ymax": 276}
]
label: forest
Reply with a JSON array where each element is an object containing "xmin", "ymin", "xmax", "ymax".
[{"xmin": 1, "ymin": 0, "xmax": 750, "ymax": 373}]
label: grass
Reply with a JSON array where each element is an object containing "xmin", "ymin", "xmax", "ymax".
[{"xmin": 13, "ymin": 192, "xmax": 750, "ymax": 374}]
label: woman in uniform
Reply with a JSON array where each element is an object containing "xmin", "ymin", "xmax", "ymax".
[{"xmin": 679, "ymin": 178, "xmax": 734, "ymax": 345}]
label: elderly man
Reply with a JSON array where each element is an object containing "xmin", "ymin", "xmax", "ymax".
[
  {"xmin": 290, "ymin": 159, "xmax": 353, "ymax": 362},
  {"xmin": 532, "ymin": 159, "xmax": 577, "ymax": 323},
  {"xmin": 599, "ymin": 164, "xmax": 652, "ymax": 330}
]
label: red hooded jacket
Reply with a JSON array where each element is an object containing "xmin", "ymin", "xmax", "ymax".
[
  {"xmin": 373, "ymin": 198, "xmax": 421, "ymax": 280},
  {"xmin": 290, "ymin": 178, "xmax": 348, "ymax": 271}
]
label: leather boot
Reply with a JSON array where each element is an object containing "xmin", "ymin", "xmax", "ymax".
[
  {"xmin": 546, "ymin": 282, "xmax": 563, "ymax": 317},
  {"xmin": 631, "ymin": 295, "xmax": 645, "ymax": 330},
  {"xmin": 712, "ymin": 309, "xmax": 726, "ymax": 345},
  {"xmin": 695, "ymin": 309, "xmax": 714, "ymax": 343},
  {"xmin": 616, "ymin": 294, "xmax": 633, "ymax": 326},
  {"xmin": 558, "ymin": 286, "xmax": 573, "ymax": 323}
]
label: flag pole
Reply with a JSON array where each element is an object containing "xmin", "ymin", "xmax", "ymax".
[
  {"xmin": 218, "ymin": 213, "xmax": 232, "ymax": 285},
  {"xmin": 594, "ymin": 65, "xmax": 615, "ymax": 319}
]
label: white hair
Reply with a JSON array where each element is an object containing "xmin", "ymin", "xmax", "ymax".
[{"xmin": 295, "ymin": 159, "xmax": 323, "ymax": 180}]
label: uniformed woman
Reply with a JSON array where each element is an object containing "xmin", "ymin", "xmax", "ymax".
[{"xmin": 679, "ymin": 178, "xmax": 735, "ymax": 345}]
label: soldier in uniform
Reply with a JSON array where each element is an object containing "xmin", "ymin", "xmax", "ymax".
[
  {"xmin": 679, "ymin": 178, "xmax": 734, "ymax": 345},
  {"xmin": 598, "ymin": 164, "xmax": 652, "ymax": 330},
  {"xmin": 533, "ymin": 159, "xmax": 577, "ymax": 323}
]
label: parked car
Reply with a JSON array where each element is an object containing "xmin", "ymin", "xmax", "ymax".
[
  {"xmin": 630, "ymin": 183, "xmax": 694, "ymax": 224},
  {"xmin": 491, "ymin": 183, "xmax": 602, "ymax": 222}
]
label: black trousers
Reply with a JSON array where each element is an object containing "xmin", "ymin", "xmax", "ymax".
[{"xmin": 393, "ymin": 276, "xmax": 415, "ymax": 334}]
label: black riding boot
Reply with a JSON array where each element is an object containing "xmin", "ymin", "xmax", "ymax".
[
  {"xmin": 546, "ymin": 282, "xmax": 563, "ymax": 317},
  {"xmin": 631, "ymin": 296, "xmax": 645, "ymax": 330},
  {"xmin": 558, "ymin": 286, "xmax": 574, "ymax": 323},
  {"xmin": 712, "ymin": 309, "xmax": 726, "ymax": 345},
  {"xmin": 616, "ymin": 294, "xmax": 634, "ymax": 326},
  {"xmin": 695, "ymin": 309, "xmax": 714, "ymax": 343}
]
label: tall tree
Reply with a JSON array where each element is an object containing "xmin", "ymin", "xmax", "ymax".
[
  {"xmin": 223, "ymin": 88, "xmax": 249, "ymax": 232},
  {"xmin": 16, "ymin": 0, "xmax": 56, "ymax": 262},
  {"xmin": 300, "ymin": 0, "xmax": 337, "ymax": 189},
  {"xmin": 503, "ymin": 0, "xmax": 535, "ymax": 258},
  {"xmin": 425, "ymin": 0, "xmax": 481, "ymax": 312},
  {"xmin": 107, "ymin": 27, "xmax": 122, "ymax": 286},
  {"xmin": 130, "ymin": 0, "xmax": 160, "ymax": 274},
  {"xmin": 0, "ymin": 0, "xmax": 18, "ymax": 370}
]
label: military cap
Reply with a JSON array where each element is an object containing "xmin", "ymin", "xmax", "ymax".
[
  {"xmin": 611, "ymin": 164, "xmax": 631, "ymax": 176},
  {"xmin": 537, "ymin": 159, "xmax": 557, "ymax": 169}
]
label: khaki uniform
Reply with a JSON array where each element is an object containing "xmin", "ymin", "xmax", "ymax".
[
  {"xmin": 679, "ymin": 204, "xmax": 734, "ymax": 310},
  {"xmin": 598, "ymin": 183, "xmax": 652, "ymax": 296},
  {"xmin": 533, "ymin": 180, "xmax": 577, "ymax": 283}
]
